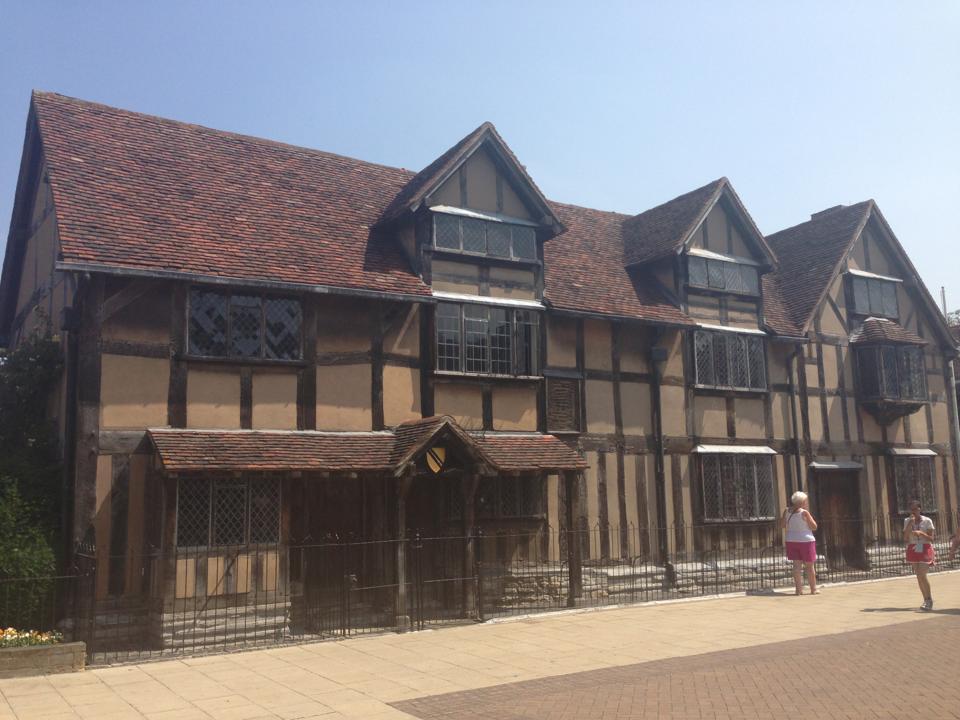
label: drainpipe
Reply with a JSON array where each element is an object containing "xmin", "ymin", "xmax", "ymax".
[
  {"xmin": 947, "ymin": 359, "xmax": 960, "ymax": 525},
  {"xmin": 648, "ymin": 330, "xmax": 670, "ymax": 565},
  {"xmin": 786, "ymin": 344, "xmax": 804, "ymax": 496}
]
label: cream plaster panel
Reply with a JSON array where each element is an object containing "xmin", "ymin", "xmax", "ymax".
[
  {"xmin": 729, "ymin": 223, "xmax": 751, "ymax": 258},
  {"xmin": 845, "ymin": 399, "xmax": 858, "ymax": 436},
  {"xmin": 687, "ymin": 297, "xmax": 721, "ymax": 322},
  {"xmin": 839, "ymin": 346, "xmax": 855, "ymax": 388},
  {"xmin": 825, "ymin": 395, "xmax": 844, "ymax": 439},
  {"xmin": 383, "ymin": 365, "xmax": 421, "ymax": 426},
  {"xmin": 932, "ymin": 402, "xmax": 950, "ymax": 443},
  {"xmin": 547, "ymin": 316, "xmax": 577, "ymax": 368},
  {"xmin": 487, "ymin": 284, "xmax": 536, "ymax": 300},
  {"xmin": 822, "ymin": 345, "xmax": 839, "ymax": 389},
  {"xmin": 252, "ymin": 373, "xmax": 297, "ymax": 430},
  {"xmin": 584, "ymin": 452, "xmax": 600, "ymax": 555},
  {"xmin": 688, "ymin": 223, "xmax": 706, "ymax": 250},
  {"xmin": 584, "ymin": 320, "xmax": 612, "ymax": 371},
  {"xmin": 488, "ymin": 266, "xmax": 536, "ymax": 300},
  {"xmin": 661, "ymin": 330, "xmax": 685, "ymax": 380},
  {"xmin": 705, "ymin": 205, "xmax": 727, "ymax": 252},
  {"xmin": 861, "ymin": 408, "xmax": 883, "ymax": 443},
  {"xmin": 620, "ymin": 327, "xmax": 649, "ymax": 373},
  {"xmin": 433, "ymin": 259, "xmax": 479, "ymax": 280},
  {"xmin": 620, "ymin": 382, "xmax": 650, "ymax": 436},
  {"xmin": 927, "ymin": 372, "xmax": 944, "ymax": 396},
  {"xmin": 464, "ymin": 150, "xmax": 499, "ymax": 213},
  {"xmin": 435, "ymin": 383, "xmax": 483, "ymax": 430},
  {"xmin": 660, "ymin": 386, "xmax": 687, "ymax": 436},
  {"xmin": 101, "ymin": 354, "xmax": 170, "ymax": 429},
  {"xmin": 187, "ymin": 368, "xmax": 240, "ymax": 429},
  {"xmin": 847, "ymin": 240, "xmax": 865, "ymax": 271},
  {"xmin": 734, "ymin": 398, "xmax": 765, "ymax": 439},
  {"xmin": 805, "ymin": 363, "xmax": 820, "ymax": 390},
  {"xmin": 772, "ymin": 393, "xmax": 791, "ymax": 440},
  {"xmin": 807, "ymin": 396, "xmax": 824, "ymax": 443},
  {"xmin": 585, "ymin": 380, "xmax": 616, "ymax": 435},
  {"xmin": 864, "ymin": 232, "xmax": 895, "ymax": 276},
  {"xmin": 94, "ymin": 455, "xmax": 112, "ymax": 599},
  {"xmin": 501, "ymin": 175, "xmax": 532, "ymax": 220},
  {"xmin": 102, "ymin": 286, "xmax": 171, "ymax": 343},
  {"xmin": 728, "ymin": 300, "xmax": 760, "ymax": 328},
  {"xmin": 432, "ymin": 277, "xmax": 481, "ymax": 295},
  {"xmin": 316, "ymin": 299, "xmax": 371, "ymax": 353},
  {"xmin": 15, "ymin": 234, "xmax": 37, "ymax": 313},
  {"xmin": 694, "ymin": 395, "xmax": 726, "ymax": 437},
  {"xmin": 431, "ymin": 171, "xmax": 462, "ymax": 207},
  {"xmin": 384, "ymin": 305, "xmax": 420, "ymax": 357},
  {"xmin": 909, "ymin": 409, "xmax": 929, "ymax": 444},
  {"xmin": 316, "ymin": 364, "xmax": 371, "ymax": 430},
  {"xmin": 887, "ymin": 417, "xmax": 906, "ymax": 444},
  {"xmin": 492, "ymin": 386, "xmax": 537, "ymax": 431}
]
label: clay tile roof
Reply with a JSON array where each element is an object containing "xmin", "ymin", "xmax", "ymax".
[
  {"xmin": 765, "ymin": 202, "xmax": 873, "ymax": 332},
  {"xmin": 621, "ymin": 178, "xmax": 725, "ymax": 267},
  {"xmin": 849, "ymin": 317, "xmax": 928, "ymax": 346},
  {"xmin": 32, "ymin": 92, "xmax": 431, "ymax": 299},
  {"xmin": 148, "ymin": 429, "xmax": 396, "ymax": 473},
  {"xmin": 149, "ymin": 421, "xmax": 587, "ymax": 474},
  {"xmin": 473, "ymin": 434, "xmax": 587, "ymax": 471},
  {"xmin": 544, "ymin": 202, "xmax": 694, "ymax": 326}
]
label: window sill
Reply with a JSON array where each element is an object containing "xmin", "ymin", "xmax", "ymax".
[
  {"xmin": 693, "ymin": 384, "xmax": 768, "ymax": 396},
  {"xmin": 434, "ymin": 370, "xmax": 542, "ymax": 382},
  {"xmin": 180, "ymin": 354, "xmax": 307, "ymax": 368}
]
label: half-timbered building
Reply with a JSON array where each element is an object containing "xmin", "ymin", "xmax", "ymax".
[{"xmin": 2, "ymin": 92, "xmax": 958, "ymax": 647}]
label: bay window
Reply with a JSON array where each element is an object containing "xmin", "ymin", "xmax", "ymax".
[
  {"xmin": 433, "ymin": 212, "xmax": 537, "ymax": 261},
  {"xmin": 856, "ymin": 345, "xmax": 926, "ymax": 402},
  {"xmin": 436, "ymin": 302, "xmax": 540, "ymax": 377},
  {"xmin": 693, "ymin": 329, "xmax": 766, "ymax": 391}
]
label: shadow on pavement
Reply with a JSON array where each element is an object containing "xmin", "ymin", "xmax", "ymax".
[{"xmin": 862, "ymin": 607, "xmax": 960, "ymax": 615}]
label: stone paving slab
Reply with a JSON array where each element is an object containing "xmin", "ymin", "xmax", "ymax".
[{"xmin": 1, "ymin": 572, "xmax": 958, "ymax": 719}]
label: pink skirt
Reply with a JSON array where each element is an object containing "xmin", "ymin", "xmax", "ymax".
[
  {"xmin": 786, "ymin": 541, "xmax": 817, "ymax": 562},
  {"xmin": 906, "ymin": 544, "xmax": 935, "ymax": 565}
]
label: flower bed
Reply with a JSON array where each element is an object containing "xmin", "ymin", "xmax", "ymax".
[{"xmin": 0, "ymin": 627, "xmax": 63, "ymax": 648}]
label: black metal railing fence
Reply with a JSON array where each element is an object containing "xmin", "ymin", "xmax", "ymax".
[{"xmin": 1, "ymin": 514, "xmax": 956, "ymax": 665}]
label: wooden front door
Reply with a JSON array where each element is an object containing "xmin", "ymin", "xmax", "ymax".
[{"xmin": 814, "ymin": 471, "xmax": 867, "ymax": 570}]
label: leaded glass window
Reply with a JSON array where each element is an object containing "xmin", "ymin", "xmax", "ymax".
[
  {"xmin": 693, "ymin": 330, "xmax": 766, "ymax": 391},
  {"xmin": 176, "ymin": 478, "xmax": 281, "ymax": 548},
  {"xmin": 856, "ymin": 344, "xmax": 926, "ymax": 401},
  {"xmin": 188, "ymin": 288, "xmax": 301, "ymax": 361},
  {"xmin": 432, "ymin": 213, "xmax": 538, "ymax": 262},
  {"xmin": 701, "ymin": 454, "xmax": 774, "ymax": 522},
  {"xmin": 435, "ymin": 302, "xmax": 540, "ymax": 377},
  {"xmin": 893, "ymin": 458, "xmax": 937, "ymax": 514},
  {"xmin": 850, "ymin": 275, "xmax": 899, "ymax": 319},
  {"xmin": 688, "ymin": 255, "xmax": 760, "ymax": 296},
  {"xmin": 477, "ymin": 476, "xmax": 545, "ymax": 519}
]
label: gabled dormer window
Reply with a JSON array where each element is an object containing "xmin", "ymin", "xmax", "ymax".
[
  {"xmin": 433, "ymin": 210, "xmax": 537, "ymax": 261},
  {"xmin": 849, "ymin": 271, "xmax": 899, "ymax": 319},
  {"xmin": 686, "ymin": 251, "xmax": 760, "ymax": 296}
]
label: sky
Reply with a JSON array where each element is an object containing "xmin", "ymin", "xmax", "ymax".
[{"xmin": 1, "ymin": 1, "xmax": 958, "ymax": 311}]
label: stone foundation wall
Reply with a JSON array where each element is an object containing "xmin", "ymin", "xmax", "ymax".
[{"xmin": 0, "ymin": 642, "xmax": 86, "ymax": 678}]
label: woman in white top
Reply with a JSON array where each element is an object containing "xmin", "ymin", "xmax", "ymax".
[
  {"xmin": 781, "ymin": 491, "xmax": 818, "ymax": 595},
  {"xmin": 903, "ymin": 500, "xmax": 935, "ymax": 611}
]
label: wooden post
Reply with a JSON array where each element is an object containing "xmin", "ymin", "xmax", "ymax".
[
  {"xmin": 564, "ymin": 471, "xmax": 582, "ymax": 607},
  {"xmin": 462, "ymin": 473, "xmax": 481, "ymax": 617},
  {"xmin": 395, "ymin": 474, "xmax": 412, "ymax": 631}
]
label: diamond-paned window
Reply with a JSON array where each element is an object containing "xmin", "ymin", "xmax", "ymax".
[
  {"xmin": 693, "ymin": 330, "xmax": 766, "ymax": 391},
  {"xmin": 857, "ymin": 344, "xmax": 926, "ymax": 402},
  {"xmin": 432, "ymin": 213, "xmax": 538, "ymax": 262},
  {"xmin": 687, "ymin": 255, "xmax": 760, "ymax": 297},
  {"xmin": 231, "ymin": 294, "xmax": 262, "ymax": 357},
  {"xmin": 264, "ymin": 298, "xmax": 302, "ymax": 360},
  {"xmin": 189, "ymin": 288, "xmax": 302, "ymax": 361},
  {"xmin": 188, "ymin": 289, "xmax": 228, "ymax": 356},
  {"xmin": 477, "ymin": 477, "xmax": 545, "ymax": 519},
  {"xmin": 894, "ymin": 458, "xmax": 937, "ymax": 514},
  {"xmin": 176, "ymin": 478, "xmax": 281, "ymax": 548},
  {"xmin": 850, "ymin": 275, "xmax": 899, "ymax": 319},
  {"xmin": 701, "ymin": 454, "xmax": 775, "ymax": 522}
]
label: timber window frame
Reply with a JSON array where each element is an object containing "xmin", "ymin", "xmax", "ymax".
[
  {"xmin": 893, "ymin": 457, "xmax": 937, "ymax": 514},
  {"xmin": 700, "ymin": 454, "xmax": 775, "ymax": 523},
  {"xmin": 432, "ymin": 212, "xmax": 538, "ymax": 262},
  {"xmin": 686, "ymin": 255, "xmax": 760, "ymax": 296},
  {"xmin": 692, "ymin": 329, "xmax": 767, "ymax": 391},
  {"xmin": 175, "ymin": 477, "xmax": 281, "ymax": 549},
  {"xmin": 856, "ymin": 345, "xmax": 927, "ymax": 402},
  {"xmin": 188, "ymin": 287, "xmax": 303, "ymax": 361},
  {"xmin": 848, "ymin": 274, "xmax": 899, "ymax": 319},
  {"xmin": 435, "ymin": 301, "xmax": 540, "ymax": 377}
]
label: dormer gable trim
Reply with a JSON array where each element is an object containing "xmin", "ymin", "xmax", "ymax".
[{"xmin": 378, "ymin": 122, "xmax": 565, "ymax": 235}]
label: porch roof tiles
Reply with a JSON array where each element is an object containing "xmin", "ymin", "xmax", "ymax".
[{"xmin": 148, "ymin": 422, "xmax": 587, "ymax": 474}]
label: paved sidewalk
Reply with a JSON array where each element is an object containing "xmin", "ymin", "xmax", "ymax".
[{"xmin": 2, "ymin": 572, "xmax": 958, "ymax": 720}]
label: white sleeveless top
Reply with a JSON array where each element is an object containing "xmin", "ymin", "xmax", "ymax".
[{"xmin": 785, "ymin": 509, "xmax": 816, "ymax": 543}]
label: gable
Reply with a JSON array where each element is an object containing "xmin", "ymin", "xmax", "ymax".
[
  {"xmin": 429, "ymin": 146, "xmax": 533, "ymax": 221},
  {"xmin": 685, "ymin": 200, "xmax": 767, "ymax": 264}
]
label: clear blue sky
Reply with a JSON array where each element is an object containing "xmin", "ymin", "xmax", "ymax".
[{"xmin": 1, "ymin": 1, "xmax": 958, "ymax": 310}]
